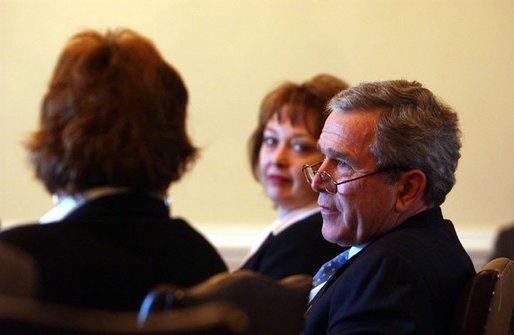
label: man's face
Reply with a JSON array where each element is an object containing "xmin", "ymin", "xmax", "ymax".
[{"xmin": 316, "ymin": 109, "xmax": 401, "ymax": 246}]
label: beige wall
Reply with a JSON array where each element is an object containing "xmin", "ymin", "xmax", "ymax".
[{"xmin": 1, "ymin": 1, "xmax": 513, "ymax": 257}]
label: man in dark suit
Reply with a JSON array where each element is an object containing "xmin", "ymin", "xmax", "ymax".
[{"xmin": 301, "ymin": 80, "xmax": 475, "ymax": 334}]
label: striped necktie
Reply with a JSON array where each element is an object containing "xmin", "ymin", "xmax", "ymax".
[{"xmin": 312, "ymin": 249, "xmax": 350, "ymax": 286}]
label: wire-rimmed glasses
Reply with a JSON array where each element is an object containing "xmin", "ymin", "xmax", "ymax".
[{"xmin": 302, "ymin": 161, "xmax": 394, "ymax": 194}]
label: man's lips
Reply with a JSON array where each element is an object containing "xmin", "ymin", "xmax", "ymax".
[{"xmin": 319, "ymin": 203, "xmax": 338, "ymax": 215}]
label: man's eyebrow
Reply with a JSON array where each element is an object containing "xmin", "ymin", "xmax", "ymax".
[{"xmin": 319, "ymin": 146, "xmax": 351, "ymax": 161}]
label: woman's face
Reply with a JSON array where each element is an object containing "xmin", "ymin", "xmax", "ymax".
[{"xmin": 258, "ymin": 107, "xmax": 323, "ymax": 215}]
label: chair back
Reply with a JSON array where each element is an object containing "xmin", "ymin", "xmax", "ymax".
[
  {"xmin": 0, "ymin": 242, "xmax": 37, "ymax": 298},
  {"xmin": 452, "ymin": 257, "xmax": 514, "ymax": 335},
  {"xmin": 139, "ymin": 270, "xmax": 313, "ymax": 335},
  {"xmin": 0, "ymin": 294, "xmax": 246, "ymax": 334}
]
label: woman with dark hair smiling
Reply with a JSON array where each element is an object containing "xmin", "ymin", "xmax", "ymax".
[{"xmin": 0, "ymin": 28, "xmax": 227, "ymax": 310}]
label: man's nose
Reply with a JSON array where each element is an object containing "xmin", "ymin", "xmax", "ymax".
[
  {"xmin": 310, "ymin": 165, "xmax": 332, "ymax": 194},
  {"xmin": 309, "ymin": 169, "xmax": 325, "ymax": 193}
]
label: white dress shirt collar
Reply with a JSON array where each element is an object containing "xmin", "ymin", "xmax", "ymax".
[{"xmin": 39, "ymin": 187, "xmax": 130, "ymax": 224}]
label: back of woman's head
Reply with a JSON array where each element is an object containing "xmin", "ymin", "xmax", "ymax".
[
  {"xmin": 27, "ymin": 29, "xmax": 197, "ymax": 195},
  {"xmin": 248, "ymin": 74, "xmax": 349, "ymax": 179}
]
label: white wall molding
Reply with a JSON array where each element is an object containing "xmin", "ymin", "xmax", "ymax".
[
  {"xmin": 1, "ymin": 220, "xmax": 498, "ymax": 271},
  {"xmin": 198, "ymin": 223, "xmax": 497, "ymax": 271}
]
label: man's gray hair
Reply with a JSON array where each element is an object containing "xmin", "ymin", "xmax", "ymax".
[{"xmin": 328, "ymin": 80, "xmax": 461, "ymax": 206}]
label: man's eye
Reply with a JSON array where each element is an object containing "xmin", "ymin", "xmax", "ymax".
[
  {"xmin": 336, "ymin": 160, "xmax": 355, "ymax": 176},
  {"xmin": 335, "ymin": 160, "xmax": 353, "ymax": 174}
]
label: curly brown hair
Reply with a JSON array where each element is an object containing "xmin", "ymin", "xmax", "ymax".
[{"xmin": 27, "ymin": 29, "xmax": 197, "ymax": 195}]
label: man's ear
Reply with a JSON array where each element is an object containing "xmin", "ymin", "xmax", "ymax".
[{"xmin": 395, "ymin": 169, "xmax": 426, "ymax": 212}]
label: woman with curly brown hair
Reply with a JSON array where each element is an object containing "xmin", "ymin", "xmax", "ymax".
[{"xmin": 0, "ymin": 29, "xmax": 227, "ymax": 310}]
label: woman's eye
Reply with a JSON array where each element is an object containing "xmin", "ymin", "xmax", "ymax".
[
  {"xmin": 292, "ymin": 143, "xmax": 315, "ymax": 153},
  {"xmin": 262, "ymin": 136, "xmax": 277, "ymax": 146}
]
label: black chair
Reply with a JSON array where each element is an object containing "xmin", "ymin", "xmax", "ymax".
[
  {"xmin": 139, "ymin": 270, "xmax": 313, "ymax": 335},
  {"xmin": 452, "ymin": 257, "xmax": 514, "ymax": 335}
]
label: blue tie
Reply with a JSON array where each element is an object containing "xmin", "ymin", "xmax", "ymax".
[{"xmin": 312, "ymin": 250, "xmax": 350, "ymax": 286}]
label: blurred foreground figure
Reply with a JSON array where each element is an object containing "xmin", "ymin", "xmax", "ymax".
[{"xmin": 0, "ymin": 29, "xmax": 227, "ymax": 310}]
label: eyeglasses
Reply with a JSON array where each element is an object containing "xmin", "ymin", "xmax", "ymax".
[{"xmin": 302, "ymin": 161, "xmax": 394, "ymax": 194}]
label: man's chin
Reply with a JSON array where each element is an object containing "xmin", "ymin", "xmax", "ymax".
[
  {"xmin": 321, "ymin": 223, "xmax": 339, "ymax": 244},
  {"xmin": 322, "ymin": 222, "xmax": 354, "ymax": 246}
]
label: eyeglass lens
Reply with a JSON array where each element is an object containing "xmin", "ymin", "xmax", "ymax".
[{"xmin": 304, "ymin": 164, "xmax": 337, "ymax": 194}]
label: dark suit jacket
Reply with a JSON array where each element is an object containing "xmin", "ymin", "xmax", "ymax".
[
  {"xmin": 304, "ymin": 207, "xmax": 475, "ymax": 335},
  {"xmin": 0, "ymin": 193, "xmax": 227, "ymax": 310},
  {"xmin": 240, "ymin": 212, "xmax": 345, "ymax": 280}
]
